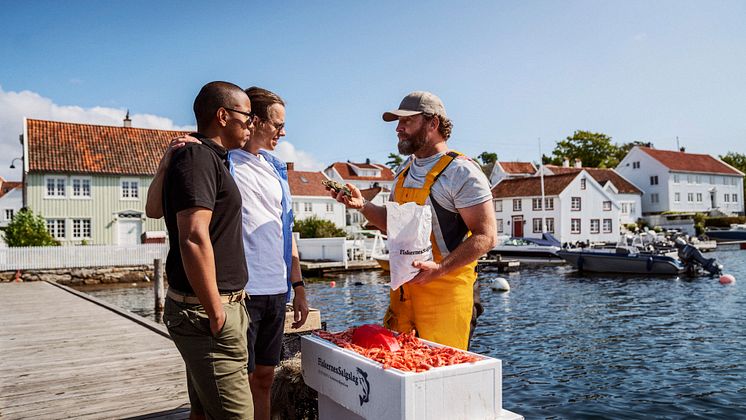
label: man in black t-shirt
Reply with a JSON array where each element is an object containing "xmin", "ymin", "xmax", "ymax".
[{"xmin": 161, "ymin": 81, "xmax": 255, "ymax": 419}]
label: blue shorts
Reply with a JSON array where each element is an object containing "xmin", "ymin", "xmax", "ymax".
[{"xmin": 245, "ymin": 293, "xmax": 287, "ymax": 372}]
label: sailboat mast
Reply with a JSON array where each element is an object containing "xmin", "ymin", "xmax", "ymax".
[{"xmin": 539, "ymin": 138, "xmax": 546, "ymax": 234}]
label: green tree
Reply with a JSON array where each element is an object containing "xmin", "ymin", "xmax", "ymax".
[
  {"xmin": 385, "ymin": 153, "xmax": 404, "ymax": 170},
  {"xmin": 477, "ymin": 151, "xmax": 498, "ymax": 165},
  {"xmin": 550, "ymin": 130, "xmax": 621, "ymax": 168},
  {"xmin": 2, "ymin": 208, "xmax": 60, "ymax": 247},
  {"xmin": 614, "ymin": 140, "xmax": 649, "ymax": 164},
  {"xmin": 293, "ymin": 216, "xmax": 346, "ymax": 238}
]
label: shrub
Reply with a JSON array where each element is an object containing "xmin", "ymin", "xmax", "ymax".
[
  {"xmin": 293, "ymin": 216, "xmax": 346, "ymax": 238},
  {"xmin": 704, "ymin": 216, "xmax": 746, "ymax": 228},
  {"xmin": 2, "ymin": 208, "xmax": 60, "ymax": 247}
]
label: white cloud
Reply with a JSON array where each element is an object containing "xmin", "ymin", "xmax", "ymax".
[
  {"xmin": 272, "ymin": 141, "xmax": 324, "ymax": 171},
  {"xmin": 0, "ymin": 86, "xmax": 325, "ymax": 180}
]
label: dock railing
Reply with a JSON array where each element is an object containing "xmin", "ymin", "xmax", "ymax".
[{"xmin": 0, "ymin": 244, "xmax": 169, "ymax": 271}]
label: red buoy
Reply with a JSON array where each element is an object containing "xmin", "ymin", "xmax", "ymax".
[{"xmin": 719, "ymin": 274, "xmax": 736, "ymax": 285}]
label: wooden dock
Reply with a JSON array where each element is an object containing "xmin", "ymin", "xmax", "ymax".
[
  {"xmin": 299, "ymin": 259, "xmax": 380, "ymax": 276},
  {"xmin": 0, "ymin": 281, "xmax": 189, "ymax": 419}
]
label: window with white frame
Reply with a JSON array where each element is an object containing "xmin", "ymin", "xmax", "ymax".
[
  {"xmin": 5, "ymin": 209, "xmax": 15, "ymax": 220},
  {"xmin": 72, "ymin": 219, "xmax": 91, "ymax": 239},
  {"xmin": 571, "ymin": 197, "xmax": 581, "ymax": 211},
  {"xmin": 496, "ymin": 219, "xmax": 503, "ymax": 233},
  {"xmin": 603, "ymin": 219, "xmax": 613, "ymax": 233},
  {"xmin": 650, "ymin": 175, "xmax": 658, "ymax": 185},
  {"xmin": 292, "ymin": 202, "xmax": 299, "ymax": 213},
  {"xmin": 674, "ymin": 193, "xmax": 681, "ymax": 203},
  {"xmin": 724, "ymin": 194, "xmax": 730, "ymax": 202},
  {"xmin": 304, "ymin": 202, "xmax": 312, "ymax": 212},
  {"xmin": 733, "ymin": 194, "xmax": 739, "ymax": 202},
  {"xmin": 695, "ymin": 175, "xmax": 701, "ymax": 184},
  {"xmin": 709, "ymin": 176, "xmax": 715, "ymax": 184},
  {"xmin": 687, "ymin": 175, "xmax": 693, "ymax": 184},
  {"xmin": 687, "ymin": 193, "xmax": 694, "ymax": 203},
  {"xmin": 571, "ymin": 218, "xmax": 581, "ymax": 234},
  {"xmin": 590, "ymin": 219, "xmax": 600, "ymax": 234},
  {"xmin": 494, "ymin": 199, "xmax": 503, "ymax": 212},
  {"xmin": 651, "ymin": 193, "xmax": 659, "ymax": 204},
  {"xmin": 603, "ymin": 201, "xmax": 611, "ymax": 211},
  {"xmin": 632, "ymin": 161, "xmax": 640, "ymax": 169},
  {"xmin": 546, "ymin": 218, "xmax": 555, "ymax": 233},
  {"xmin": 532, "ymin": 198, "xmax": 542, "ymax": 211},
  {"xmin": 621, "ymin": 202, "xmax": 629, "ymax": 214},
  {"xmin": 696, "ymin": 193, "xmax": 703, "ymax": 202},
  {"xmin": 72, "ymin": 177, "xmax": 91, "ymax": 198},
  {"xmin": 121, "ymin": 179, "xmax": 140, "ymax": 199},
  {"xmin": 326, "ymin": 202, "xmax": 334, "ymax": 212},
  {"xmin": 673, "ymin": 174, "xmax": 680, "ymax": 184},
  {"xmin": 630, "ymin": 202, "xmax": 636, "ymax": 214},
  {"xmin": 46, "ymin": 219, "xmax": 65, "ymax": 239},
  {"xmin": 544, "ymin": 198, "xmax": 554, "ymax": 210},
  {"xmin": 45, "ymin": 177, "xmax": 66, "ymax": 197},
  {"xmin": 512, "ymin": 199, "xmax": 522, "ymax": 211},
  {"xmin": 580, "ymin": 178, "xmax": 586, "ymax": 190},
  {"xmin": 532, "ymin": 218, "xmax": 543, "ymax": 233}
]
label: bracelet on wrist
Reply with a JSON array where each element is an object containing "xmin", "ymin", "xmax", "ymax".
[{"xmin": 292, "ymin": 281, "xmax": 305, "ymax": 289}]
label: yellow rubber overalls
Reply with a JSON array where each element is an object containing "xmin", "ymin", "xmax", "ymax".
[{"xmin": 383, "ymin": 151, "xmax": 477, "ymax": 350}]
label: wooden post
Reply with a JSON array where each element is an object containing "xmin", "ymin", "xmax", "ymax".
[{"xmin": 154, "ymin": 259, "xmax": 164, "ymax": 313}]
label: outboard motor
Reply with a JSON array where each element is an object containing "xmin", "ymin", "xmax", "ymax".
[{"xmin": 675, "ymin": 238, "xmax": 723, "ymax": 276}]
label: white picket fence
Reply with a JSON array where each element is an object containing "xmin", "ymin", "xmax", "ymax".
[{"xmin": 0, "ymin": 244, "xmax": 169, "ymax": 271}]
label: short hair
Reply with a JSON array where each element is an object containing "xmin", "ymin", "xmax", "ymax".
[
  {"xmin": 245, "ymin": 86, "xmax": 285, "ymax": 120},
  {"xmin": 193, "ymin": 81, "xmax": 247, "ymax": 130},
  {"xmin": 424, "ymin": 113, "xmax": 453, "ymax": 140}
]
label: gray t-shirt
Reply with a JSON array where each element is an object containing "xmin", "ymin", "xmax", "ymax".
[{"xmin": 393, "ymin": 151, "xmax": 492, "ymax": 257}]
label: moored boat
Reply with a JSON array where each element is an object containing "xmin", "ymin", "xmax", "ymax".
[{"xmin": 705, "ymin": 224, "xmax": 746, "ymax": 242}]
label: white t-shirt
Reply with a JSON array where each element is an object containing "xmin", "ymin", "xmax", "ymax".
[{"xmin": 231, "ymin": 149, "xmax": 288, "ymax": 295}]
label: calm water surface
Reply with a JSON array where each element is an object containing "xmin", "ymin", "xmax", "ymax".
[{"xmin": 84, "ymin": 249, "xmax": 746, "ymax": 419}]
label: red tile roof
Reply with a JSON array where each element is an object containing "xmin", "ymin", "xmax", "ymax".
[
  {"xmin": 287, "ymin": 170, "xmax": 331, "ymax": 197},
  {"xmin": 26, "ymin": 119, "xmax": 189, "ymax": 175},
  {"xmin": 544, "ymin": 165, "xmax": 642, "ymax": 194},
  {"xmin": 492, "ymin": 173, "xmax": 578, "ymax": 198},
  {"xmin": 359, "ymin": 186, "xmax": 390, "ymax": 201},
  {"xmin": 0, "ymin": 180, "xmax": 22, "ymax": 199},
  {"xmin": 638, "ymin": 147, "xmax": 742, "ymax": 175},
  {"xmin": 326, "ymin": 162, "xmax": 395, "ymax": 181},
  {"xmin": 498, "ymin": 161, "xmax": 536, "ymax": 175}
]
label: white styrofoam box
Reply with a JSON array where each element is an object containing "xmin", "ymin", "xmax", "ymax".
[{"xmin": 301, "ymin": 334, "xmax": 522, "ymax": 420}]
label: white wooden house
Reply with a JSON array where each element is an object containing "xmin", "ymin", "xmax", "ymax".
[
  {"xmin": 21, "ymin": 118, "xmax": 181, "ymax": 245},
  {"xmin": 323, "ymin": 159, "xmax": 395, "ymax": 191},
  {"xmin": 0, "ymin": 178, "xmax": 23, "ymax": 229},
  {"xmin": 287, "ymin": 163, "xmax": 346, "ymax": 228},
  {"xmin": 346, "ymin": 186, "xmax": 390, "ymax": 231},
  {"xmin": 488, "ymin": 161, "xmax": 536, "ymax": 186},
  {"xmin": 492, "ymin": 170, "xmax": 621, "ymax": 244},
  {"xmin": 616, "ymin": 146, "xmax": 744, "ymax": 215}
]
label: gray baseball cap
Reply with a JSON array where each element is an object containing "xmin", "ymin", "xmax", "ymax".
[{"xmin": 382, "ymin": 91, "xmax": 447, "ymax": 122}]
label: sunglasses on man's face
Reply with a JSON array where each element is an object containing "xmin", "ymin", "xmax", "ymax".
[{"xmin": 223, "ymin": 107, "xmax": 256, "ymax": 125}]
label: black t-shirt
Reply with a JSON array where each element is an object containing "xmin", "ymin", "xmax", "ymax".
[{"xmin": 163, "ymin": 133, "xmax": 248, "ymax": 293}]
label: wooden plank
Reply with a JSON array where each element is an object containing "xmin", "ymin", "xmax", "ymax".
[
  {"xmin": 0, "ymin": 281, "xmax": 189, "ymax": 419},
  {"xmin": 283, "ymin": 307, "xmax": 322, "ymax": 333}
]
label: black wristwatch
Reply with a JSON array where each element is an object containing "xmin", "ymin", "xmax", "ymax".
[{"xmin": 292, "ymin": 281, "xmax": 305, "ymax": 289}]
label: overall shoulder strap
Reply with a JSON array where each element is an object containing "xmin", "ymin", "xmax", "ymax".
[{"xmin": 421, "ymin": 151, "xmax": 462, "ymax": 192}]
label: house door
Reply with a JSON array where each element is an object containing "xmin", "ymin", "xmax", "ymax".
[
  {"xmin": 710, "ymin": 190, "xmax": 717, "ymax": 209},
  {"xmin": 118, "ymin": 218, "xmax": 142, "ymax": 245},
  {"xmin": 512, "ymin": 216, "xmax": 524, "ymax": 237}
]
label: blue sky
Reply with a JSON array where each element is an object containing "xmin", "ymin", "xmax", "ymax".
[{"xmin": 2, "ymin": 0, "xmax": 745, "ymax": 180}]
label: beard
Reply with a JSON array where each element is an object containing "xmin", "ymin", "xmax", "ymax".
[{"xmin": 397, "ymin": 124, "xmax": 428, "ymax": 155}]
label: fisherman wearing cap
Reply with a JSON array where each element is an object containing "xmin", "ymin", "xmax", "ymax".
[{"xmin": 328, "ymin": 91, "xmax": 497, "ymax": 350}]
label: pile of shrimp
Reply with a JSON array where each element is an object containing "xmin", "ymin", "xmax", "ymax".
[{"xmin": 314, "ymin": 327, "xmax": 481, "ymax": 373}]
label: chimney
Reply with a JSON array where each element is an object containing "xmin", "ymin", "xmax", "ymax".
[
  {"xmin": 286, "ymin": 162, "xmax": 295, "ymax": 171},
  {"xmin": 123, "ymin": 110, "xmax": 132, "ymax": 128},
  {"xmin": 366, "ymin": 158, "xmax": 371, "ymax": 164},
  {"xmin": 679, "ymin": 147, "xmax": 686, "ymax": 153},
  {"xmin": 574, "ymin": 158, "xmax": 582, "ymax": 168},
  {"xmin": 562, "ymin": 157, "xmax": 570, "ymax": 168}
]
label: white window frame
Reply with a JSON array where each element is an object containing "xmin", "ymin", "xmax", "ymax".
[
  {"xmin": 603, "ymin": 201, "xmax": 611, "ymax": 211},
  {"xmin": 724, "ymin": 194, "xmax": 730, "ymax": 203},
  {"xmin": 325, "ymin": 202, "xmax": 334, "ymax": 212},
  {"xmin": 590, "ymin": 219, "xmax": 600, "ymax": 234},
  {"xmin": 304, "ymin": 202, "xmax": 312, "ymax": 212},
  {"xmin": 512, "ymin": 199, "xmax": 522, "ymax": 212},
  {"xmin": 120, "ymin": 178, "xmax": 140, "ymax": 200},
  {"xmin": 546, "ymin": 218, "xmax": 555, "ymax": 233},
  {"xmin": 673, "ymin": 174, "xmax": 680, "ymax": 184},
  {"xmin": 603, "ymin": 219, "xmax": 613, "ymax": 233},
  {"xmin": 4, "ymin": 209, "xmax": 14, "ymax": 220},
  {"xmin": 571, "ymin": 197, "xmax": 581, "ymax": 211},
  {"xmin": 633, "ymin": 161, "xmax": 640, "ymax": 169},
  {"xmin": 687, "ymin": 193, "xmax": 694, "ymax": 203},
  {"xmin": 696, "ymin": 193, "xmax": 703, "ymax": 203},
  {"xmin": 580, "ymin": 178, "xmax": 586, "ymax": 190},
  {"xmin": 532, "ymin": 198, "xmax": 542, "ymax": 211},
  {"xmin": 46, "ymin": 219, "xmax": 66, "ymax": 239},
  {"xmin": 674, "ymin": 193, "xmax": 680, "ymax": 203},
  {"xmin": 621, "ymin": 202, "xmax": 629, "ymax": 214},
  {"xmin": 651, "ymin": 193, "xmax": 659, "ymax": 204},
  {"xmin": 544, "ymin": 198, "xmax": 554, "ymax": 210},
  {"xmin": 44, "ymin": 176, "xmax": 66, "ymax": 198},
  {"xmin": 733, "ymin": 194, "xmax": 739, "ymax": 203},
  {"xmin": 494, "ymin": 199, "xmax": 503, "ymax": 212},
  {"xmin": 72, "ymin": 219, "xmax": 92, "ymax": 239},
  {"xmin": 71, "ymin": 176, "xmax": 92, "ymax": 199},
  {"xmin": 292, "ymin": 202, "xmax": 299, "ymax": 213},
  {"xmin": 571, "ymin": 218, "xmax": 581, "ymax": 234},
  {"xmin": 532, "ymin": 218, "xmax": 543, "ymax": 233},
  {"xmin": 650, "ymin": 175, "xmax": 658, "ymax": 186},
  {"xmin": 496, "ymin": 218, "xmax": 504, "ymax": 233}
]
